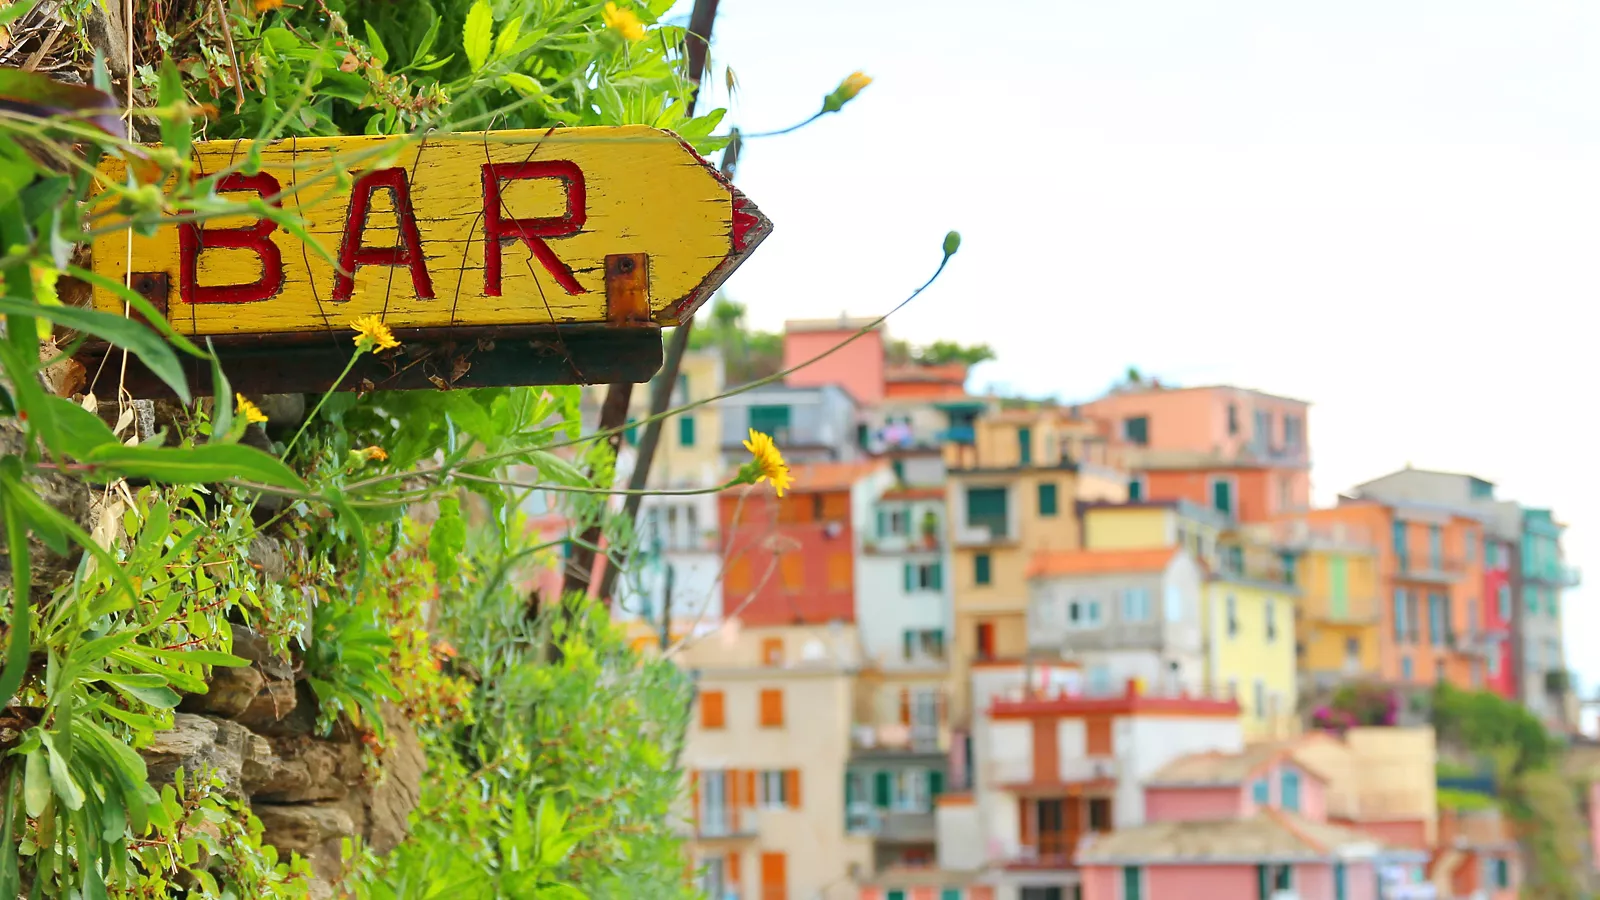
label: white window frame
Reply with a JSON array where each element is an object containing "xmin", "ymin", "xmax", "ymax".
[
  {"xmin": 759, "ymin": 770, "xmax": 786, "ymax": 809},
  {"xmin": 895, "ymin": 768, "xmax": 929, "ymax": 812},
  {"xmin": 700, "ymin": 770, "xmax": 729, "ymax": 834},
  {"xmin": 1121, "ymin": 588, "xmax": 1151, "ymax": 622},
  {"xmin": 1068, "ymin": 597, "xmax": 1102, "ymax": 629}
]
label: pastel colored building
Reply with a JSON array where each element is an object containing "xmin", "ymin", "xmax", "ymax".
[
  {"xmin": 1024, "ymin": 548, "xmax": 1208, "ymax": 699},
  {"xmin": 1079, "ymin": 382, "xmax": 1311, "ymax": 524},
  {"xmin": 782, "ymin": 316, "xmax": 886, "ymax": 406},
  {"xmin": 681, "ymin": 625, "xmax": 872, "ymax": 900},
  {"xmin": 1286, "ymin": 727, "xmax": 1439, "ymax": 849},
  {"xmin": 865, "ymin": 364, "xmax": 985, "ymax": 486},
  {"xmin": 1261, "ymin": 517, "xmax": 1384, "ymax": 692},
  {"xmin": 718, "ymin": 461, "xmax": 894, "ymax": 628},
  {"xmin": 1076, "ymin": 741, "xmax": 1428, "ymax": 900},
  {"xmin": 944, "ymin": 407, "xmax": 1128, "ymax": 726},
  {"xmin": 1429, "ymin": 807, "xmax": 1519, "ymax": 900},
  {"xmin": 720, "ymin": 382, "xmax": 861, "ymax": 466},
  {"xmin": 1303, "ymin": 498, "xmax": 1485, "ymax": 690},
  {"xmin": 1520, "ymin": 507, "xmax": 1577, "ymax": 727}
]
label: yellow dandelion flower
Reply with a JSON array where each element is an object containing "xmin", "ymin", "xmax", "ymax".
[
  {"xmin": 742, "ymin": 428, "xmax": 793, "ymax": 498},
  {"xmin": 602, "ymin": 2, "xmax": 646, "ymax": 42},
  {"xmin": 236, "ymin": 394, "xmax": 269, "ymax": 424},
  {"xmin": 361, "ymin": 446, "xmax": 388, "ymax": 462},
  {"xmin": 254, "ymin": 0, "xmax": 284, "ymax": 11},
  {"xmin": 350, "ymin": 314, "xmax": 400, "ymax": 352}
]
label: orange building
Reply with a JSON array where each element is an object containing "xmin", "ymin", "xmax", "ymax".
[
  {"xmin": 1079, "ymin": 382, "xmax": 1311, "ymax": 523},
  {"xmin": 781, "ymin": 317, "xmax": 886, "ymax": 406},
  {"xmin": 719, "ymin": 461, "xmax": 893, "ymax": 628},
  {"xmin": 1305, "ymin": 498, "xmax": 1486, "ymax": 688}
]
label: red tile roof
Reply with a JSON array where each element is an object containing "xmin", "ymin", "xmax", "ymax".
[
  {"xmin": 882, "ymin": 486, "xmax": 945, "ymax": 502},
  {"xmin": 1027, "ymin": 547, "xmax": 1179, "ymax": 579}
]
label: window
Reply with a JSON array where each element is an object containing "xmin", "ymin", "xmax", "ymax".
[
  {"xmin": 1498, "ymin": 583, "xmax": 1511, "ymax": 622},
  {"xmin": 1228, "ymin": 403, "xmax": 1239, "ymax": 435},
  {"xmin": 1429, "ymin": 525, "xmax": 1442, "ymax": 569},
  {"xmin": 1226, "ymin": 595, "xmax": 1239, "ymax": 638},
  {"xmin": 1088, "ymin": 797, "xmax": 1113, "ymax": 831},
  {"xmin": 759, "ymin": 689, "xmax": 784, "ymax": 728},
  {"xmin": 1329, "ymin": 556, "xmax": 1348, "ymax": 618},
  {"xmin": 748, "ymin": 405, "xmax": 791, "ymax": 438},
  {"xmin": 974, "ymin": 553, "xmax": 992, "ymax": 586},
  {"xmin": 1068, "ymin": 598, "xmax": 1102, "ymax": 628},
  {"xmin": 827, "ymin": 553, "xmax": 851, "ymax": 591},
  {"xmin": 1392, "ymin": 520, "xmax": 1408, "ymax": 566},
  {"xmin": 965, "ymin": 488, "xmax": 1009, "ymax": 539},
  {"xmin": 1428, "ymin": 593, "xmax": 1444, "ymax": 646},
  {"xmin": 904, "ymin": 561, "xmax": 943, "ymax": 592},
  {"xmin": 701, "ymin": 690, "xmax": 726, "ymax": 729},
  {"xmin": 698, "ymin": 855, "xmax": 726, "ymax": 899},
  {"xmin": 1335, "ymin": 862, "xmax": 1347, "ymax": 900},
  {"xmin": 1164, "ymin": 583, "xmax": 1183, "ymax": 622},
  {"xmin": 975, "ymin": 622, "xmax": 995, "ymax": 660},
  {"xmin": 1121, "ymin": 588, "xmax": 1152, "ymax": 622},
  {"xmin": 1393, "ymin": 588, "xmax": 1409, "ymax": 642},
  {"xmin": 1037, "ymin": 482, "xmax": 1059, "ymax": 517},
  {"xmin": 1251, "ymin": 778, "xmax": 1269, "ymax": 805},
  {"xmin": 1209, "ymin": 476, "xmax": 1234, "ymax": 517},
  {"xmin": 1284, "ymin": 414, "xmax": 1303, "ymax": 447},
  {"xmin": 1402, "ymin": 656, "xmax": 1414, "ymax": 681},
  {"xmin": 1127, "ymin": 474, "xmax": 1145, "ymax": 502},
  {"xmin": 1345, "ymin": 637, "xmax": 1360, "ymax": 665},
  {"xmin": 760, "ymin": 852, "xmax": 786, "ymax": 900},
  {"xmin": 759, "ymin": 770, "xmax": 787, "ymax": 808},
  {"xmin": 895, "ymin": 768, "xmax": 930, "ymax": 811},
  {"xmin": 1018, "ymin": 427, "xmax": 1032, "ymax": 465},
  {"xmin": 761, "ymin": 638, "xmax": 783, "ymax": 666},
  {"xmin": 1253, "ymin": 679, "xmax": 1265, "ymax": 721},
  {"xmin": 1488, "ymin": 647, "xmax": 1502, "ymax": 678},
  {"xmin": 1265, "ymin": 601, "xmax": 1277, "ymax": 642},
  {"xmin": 1088, "ymin": 666, "xmax": 1112, "ymax": 696},
  {"xmin": 779, "ymin": 554, "xmax": 804, "ymax": 593},
  {"xmin": 1525, "ymin": 586, "xmax": 1538, "ymax": 615},
  {"xmin": 678, "ymin": 414, "xmax": 696, "ymax": 447},
  {"xmin": 1122, "ymin": 416, "xmax": 1149, "ymax": 446},
  {"xmin": 1121, "ymin": 866, "xmax": 1143, "ymax": 900},
  {"xmin": 879, "ymin": 507, "xmax": 909, "ymax": 537},
  {"xmin": 1494, "ymin": 857, "xmax": 1510, "ymax": 888},
  {"xmin": 1253, "ymin": 410, "xmax": 1272, "ymax": 448},
  {"xmin": 1464, "ymin": 531, "xmax": 1476, "ymax": 565},
  {"xmin": 903, "ymin": 629, "xmax": 946, "ymax": 660},
  {"xmin": 1281, "ymin": 768, "xmax": 1301, "ymax": 812},
  {"xmin": 1548, "ymin": 589, "xmax": 1559, "ymax": 618},
  {"xmin": 726, "ymin": 558, "xmax": 753, "ymax": 594}
]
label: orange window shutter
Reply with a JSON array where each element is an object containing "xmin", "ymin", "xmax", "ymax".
[
  {"xmin": 727, "ymin": 557, "xmax": 753, "ymax": 594},
  {"xmin": 745, "ymin": 769, "xmax": 757, "ymax": 806},
  {"xmin": 701, "ymin": 690, "xmax": 725, "ymax": 730},
  {"xmin": 760, "ymin": 688, "xmax": 785, "ymax": 727},
  {"xmin": 786, "ymin": 769, "xmax": 801, "ymax": 810},
  {"xmin": 1086, "ymin": 716, "xmax": 1114, "ymax": 756},
  {"xmin": 729, "ymin": 767, "xmax": 743, "ymax": 808},
  {"xmin": 899, "ymin": 688, "xmax": 911, "ymax": 726},
  {"xmin": 690, "ymin": 771, "xmax": 700, "ymax": 826},
  {"xmin": 761, "ymin": 852, "xmax": 787, "ymax": 897},
  {"xmin": 727, "ymin": 850, "xmax": 741, "ymax": 884},
  {"xmin": 761, "ymin": 637, "xmax": 783, "ymax": 666},
  {"xmin": 780, "ymin": 554, "xmax": 804, "ymax": 592},
  {"xmin": 827, "ymin": 552, "xmax": 851, "ymax": 590}
]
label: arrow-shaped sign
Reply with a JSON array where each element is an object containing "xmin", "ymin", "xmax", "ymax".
[{"xmin": 83, "ymin": 126, "xmax": 771, "ymax": 394}]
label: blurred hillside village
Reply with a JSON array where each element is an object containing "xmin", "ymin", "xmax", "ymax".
[{"xmin": 531, "ymin": 305, "xmax": 1592, "ymax": 900}]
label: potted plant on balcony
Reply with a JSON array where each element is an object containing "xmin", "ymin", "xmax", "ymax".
[{"xmin": 920, "ymin": 510, "xmax": 940, "ymax": 550}]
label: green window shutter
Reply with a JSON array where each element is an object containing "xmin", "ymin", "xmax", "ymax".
[
  {"xmin": 1122, "ymin": 866, "xmax": 1142, "ymax": 900},
  {"xmin": 1018, "ymin": 427, "xmax": 1032, "ymax": 465},
  {"xmin": 965, "ymin": 488, "xmax": 1009, "ymax": 539},
  {"xmin": 873, "ymin": 771, "xmax": 892, "ymax": 807},
  {"xmin": 931, "ymin": 560, "xmax": 944, "ymax": 591},
  {"xmin": 1329, "ymin": 556, "xmax": 1348, "ymax": 618},
  {"xmin": 1038, "ymin": 482, "xmax": 1058, "ymax": 517},
  {"xmin": 1256, "ymin": 865, "xmax": 1269, "ymax": 900},
  {"xmin": 677, "ymin": 414, "xmax": 696, "ymax": 447},
  {"xmin": 1334, "ymin": 863, "xmax": 1347, "ymax": 900},
  {"xmin": 975, "ymin": 553, "xmax": 992, "ymax": 586},
  {"xmin": 886, "ymin": 892, "xmax": 906, "ymax": 900},
  {"xmin": 846, "ymin": 772, "xmax": 857, "ymax": 806},
  {"xmin": 902, "ymin": 631, "xmax": 914, "ymax": 660},
  {"xmin": 929, "ymin": 770, "xmax": 944, "ymax": 798},
  {"xmin": 940, "ymin": 891, "xmax": 962, "ymax": 900},
  {"xmin": 904, "ymin": 563, "xmax": 915, "ymax": 593}
]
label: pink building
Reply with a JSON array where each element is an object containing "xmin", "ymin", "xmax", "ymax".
[
  {"xmin": 782, "ymin": 317, "xmax": 886, "ymax": 406},
  {"xmin": 1077, "ymin": 745, "xmax": 1428, "ymax": 900}
]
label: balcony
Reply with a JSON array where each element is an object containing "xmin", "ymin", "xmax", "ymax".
[
  {"xmin": 1562, "ymin": 565, "xmax": 1582, "ymax": 587},
  {"xmin": 1304, "ymin": 597, "xmax": 1383, "ymax": 626},
  {"xmin": 852, "ymin": 723, "xmax": 945, "ymax": 755},
  {"xmin": 955, "ymin": 522, "xmax": 1012, "ymax": 546},
  {"xmin": 694, "ymin": 806, "xmax": 760, "ymax": 840},
  {"xmin": 1394, "ymin": 555, "xmax": 1468, "ymax": 583},
  {"xmin": 988, "ymin": 755, "xmax": 1119, "ymax": 789},
  {"xmin": 846, "ymin": 803, "xmax": 884, "ymax": 835},
  {"xmin": 861, "ymin": 533, "xmax": 943, "ymax": 555},
  {"xmin": 937, "ymin": 425, "xmax": 976, "ymax": 445}
]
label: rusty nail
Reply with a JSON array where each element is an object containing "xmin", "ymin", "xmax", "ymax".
[{"xmin": 616, "ymin": 257, "xmax": 635, "ymax": 274}]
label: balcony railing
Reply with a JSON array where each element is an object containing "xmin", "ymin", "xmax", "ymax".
[
  {"xmin": 1394, "ymin": 555, "xmax": 1468, "ymax": 581},
  {"xmin": 861, "ymin": 533, "xmax": 943, "ymax": 554},
  {"xmin": 695, "ymin": 806, "xmax": 759, "ymax": 839},
  {"xmin": 1304, "ymin": 597, "xmax": 1383, "ymax": 625},
  {"xmin": 937, "ymin": 425, "xmax": 976, "ymax": 445},
  {"xmin": 845, "ymin": 803, "xmax": 883, "ymax": 835},
  {"xmin": 852, "ymin": 723, "xmax": 944, "ymax": 754}
]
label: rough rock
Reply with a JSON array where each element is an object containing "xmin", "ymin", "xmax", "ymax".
[
  {"xmin": 252, "ymin": 803, "xmax": 356, "ymax": 885},
  {"xmin": 230, "ymin": 627, "xmax": 295, "ymax": 681},
  {"xmin": 178, "ymin": 664, "xmax": 265, "ymax": 718},
  {"xmin": 248, "ymin": 735, "xmax": 363, "ymax": 803},
  {"xmin": 234, "ymin": 678, "xmax": 302, "ymax": 733},
  {"xmin": 140, "ymin": 714, "xmax": 253, "ymax": 799},
  {"xmin": 359, "ymin": 705, "xmax": 428, "ymax": 855}
]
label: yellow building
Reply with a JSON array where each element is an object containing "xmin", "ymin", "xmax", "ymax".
[
  {"xmin": 1081, "ymin": 501, "xmax": 1298, "ymax": 740},
  {"xmin": 944, "ymin": 406, "xmax": 1127, "ymax": 725},
  {"xmin": 1252, "ymin": 518, "xmax": 1382, "ymax": 693}
]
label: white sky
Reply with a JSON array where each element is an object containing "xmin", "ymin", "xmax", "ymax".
[{"xmin": 669, "ymin": 0, "xmax": 1600, "ymax": 700}]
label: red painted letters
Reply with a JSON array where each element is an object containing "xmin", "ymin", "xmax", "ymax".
[
  {"xmin": 481, "ymin": 161, "xmax": 587, "ymax": 296},
  {"xmin": 333, "ymin": 168, "xmax": 435, "ymax": 302},
  {"xmin": 179, "ymin": 172, "xmax": 284, "ymax": 305}
]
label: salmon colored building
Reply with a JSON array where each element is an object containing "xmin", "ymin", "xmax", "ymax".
[
  {"xmin": 1305, "ymin": 499, "xmax": 1485, "ymax": 689},
  {"xmin": 782, "ymin": 317, "xmax": 886, "ymax": 406},
  {"xmin": 1078, "ymin": 382, "xmax": 1311, "ymax": 525},
  {"xmin": 719, "ymin": 461, "xmax": 893, "ymax": 627}
]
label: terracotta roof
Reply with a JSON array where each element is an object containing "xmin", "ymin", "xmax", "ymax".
[
  {"xmin": 1027, "ymin": 547, "xmax": 1178, "ymax": 579},
  {"xmin": 882, "ymin": 486, "xmax": 945, "ymax": 502},
  {"xmin": 1148, "ymin": 743, "xmax": 1327, "ymax": 787},
  {"xmin": 1076, "ymin": 810, "xmax": 1384, "ymax": 864},
  {"xmin": 885, "ymin": 363, "xmax": 968, "ymax": 384},
  {"xmin": 783, "ymin": 461, "xmax": 889, "ymax": 493}
]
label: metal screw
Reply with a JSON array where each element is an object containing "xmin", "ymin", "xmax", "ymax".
[{"xmin": 616, "ymin": 257, "xmax": 635, "ymax": 274}]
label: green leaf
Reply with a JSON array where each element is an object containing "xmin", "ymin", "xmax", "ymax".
[
  {"xmin": 427, "ymin": 496, "xmax": 466, "ymax": 581},
  {"xmin": 109, "ymin": 681, "xmax": 182, "ymax": 709},
  {"xmin": 36, "ymin": 395, "xmax": 117, "ymax": 459},
  {"xmin": 494, "ymin": 14, "xmax": 523, "ymax": 59},
  {"xmin": 155, "ymin": 648, "xmax": 249, "ymax": 667},
  {"xmin": 0, "ymin": 0, "xmax": 38, "ymax": 28},
  {"xmin": 41, "ymin": 733, "xmax": 84, "ymax": 811},
  {"xmin": 23, "ymin": 748, "xmax": 49, "ymax": 818},
  {"xmin": 0, "ymin": 296, "xmax": 191, "ymax": 403},
  {"xmin": 208, "ymin": 343, "xmax": 232, "ymax": 445},
  {"xmin": 363, "ymin": 22, "xmax": 390, "ymax": 67},
  {"xmin": 412, "ymin": 12, "xmax": 442, "ymax": 66},
  {"xmin": 82, "ymin": 443, "xmax": 306, "ymax": 490},
  {"xmin": 501, "ymin": 73, "xmax": 541, "ymax": 97},
  {"xmin": 156, "ymin": 57, "xmax": 192, "ymax": 163},
  {"xmin": 0, "ymin": 769, "xmax": 18, "ymax": 898},
  {"xmin": 61, "ymin": 264, "xmax": 208, "ymax": 358},
  {"xmin": 463, "ymin": 0, "xmax": 493, "ymax": 71},
  {"xmin": 0, "ymin": 486, "xmax": 32, "ymax": 712}
]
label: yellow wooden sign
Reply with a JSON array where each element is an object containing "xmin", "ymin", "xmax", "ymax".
[{"xmin": 89, "ymin": 126, "xmax": 771, "ymax": 337}]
